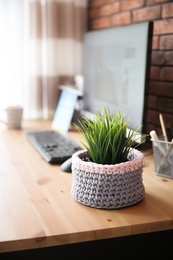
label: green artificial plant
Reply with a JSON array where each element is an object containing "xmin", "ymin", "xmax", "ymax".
[{"xmin": 75, "ymin": 107, "xmax": 145, "ymax": 165}]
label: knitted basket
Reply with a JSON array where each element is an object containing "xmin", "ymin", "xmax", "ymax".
[{"xmin": 71, "ymin": 149, "xmax": 145, "ymax": 209}]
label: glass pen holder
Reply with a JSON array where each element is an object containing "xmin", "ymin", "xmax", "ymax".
[{"xmin": 151, "ymin": 138, "xmax": 173, "ymax": 179}]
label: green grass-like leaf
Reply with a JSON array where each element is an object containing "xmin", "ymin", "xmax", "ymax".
[{"xmin": 75, "ymin": 107, "xmax": 146, "ymax": 164}]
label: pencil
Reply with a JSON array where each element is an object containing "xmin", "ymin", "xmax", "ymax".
[{"xmin": 159, "ymin": 113, "xmax": 168, "ymax": 143}]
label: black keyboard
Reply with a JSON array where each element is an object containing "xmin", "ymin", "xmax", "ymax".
[{"xmin": 26, "ymin": 130, "xmax": 82, "ymax": 164}]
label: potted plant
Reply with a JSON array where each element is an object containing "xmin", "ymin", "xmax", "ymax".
[{"xmin": 71, "ymin": 107, "xmax": 145, "ymax": 209}]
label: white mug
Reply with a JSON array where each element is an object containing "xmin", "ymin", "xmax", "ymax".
[{"xmin": 0, "ymin": 106, "xmax": 23, "ymax": 128}]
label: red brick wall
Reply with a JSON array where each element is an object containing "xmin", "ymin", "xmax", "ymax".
[{"xmin": 87, "ymin": 0, "xmax": 173, "ymax": 140}]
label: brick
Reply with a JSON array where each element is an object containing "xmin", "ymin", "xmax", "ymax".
[
  {"xmin": 148, "ymin": 95, "xmax": 158, "ymax": 108},
  {"xmin": 133, "ymin": 6, "xmax": 160, "ymax": 22},
  {"xmin": 147, "ymin": 109, "xmax": 160, "ymax": 125},
  {"xmin": 100, "ymin": 2, "xmax": 120, "ymax": 16},
  {"xmin": 91, "ymin": 17, "xmax": 110, "ymax": 29},
  {"xmin": 160, "ymin": 35, "xmax": 173, "ymax": 50},
  {"xmin": 121, "ymin": 0, "xmax": 144, "ymax": 11},
  {"xmin": 162, "ymin": 3, "xmax": 173, "ymax": 18},
  {"xmin": 152, "ymin": 36, "xmax": 159, "ymax": 49},
  {"xmin": 165, "ymin": 52, "xmax": 173, "ymax": 65},
  {"xmin": 88, "ymin": 0, "xmax": 114, "ymax": 7},
  {"xmin": 100, "ymin": 5, "xmax": 110, "ymax": 16},
  {"xmin": 149, "ymin": 80, "xmax": 173, "ymax": 97},
  {"xmin": 111, "ymin": 12, "xmax": 131, "ymax": 26},
  {"xmin": 160, "ymin": 67, "xmax": 173, "ymax": 81},
  {"xmin": 150, "ymin": 66, "xmax": 160, "ymax": 79},
  {"xmin": 158, "ymin": 97, "xmax": 173, "ymax": 113},
  {"xmin": 110, "ymin": 2, "xmax": 120, "ymax": 14},
  {"xmin": 146, "ymin": 0, "xmax": 170, "ymax": 5},
  {"xmin": 151, "ymin": 51, "xmax": 165, "ymax": 65},
  {"xmin": 154, "ymin": 19, "xmax": 173, "ymax": 35},
  {"xmin": 89, "ymin": 7, "xmax": 100, "ymax": 18}
]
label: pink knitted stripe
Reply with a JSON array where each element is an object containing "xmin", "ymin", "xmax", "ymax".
[{"xmin": 72, "ymin": 149, "xmax": 143, "ymax": 174}]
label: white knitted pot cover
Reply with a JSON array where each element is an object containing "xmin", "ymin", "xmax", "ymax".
[{"xmin": 71, "ymin": 149, "xmax": 145, "ymax": 209}]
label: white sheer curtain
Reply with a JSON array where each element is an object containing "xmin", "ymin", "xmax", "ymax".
[
  {"xmin": 0, "ymin": 0, "xmax": 24, "ymax": 109},
  {"xmin": 0, "ymin": 0, "xmax": 87, "ymax": 119}
]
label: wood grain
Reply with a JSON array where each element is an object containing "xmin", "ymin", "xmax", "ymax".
[{"xmin": 0, "ymin": 120, "xmax": 173, "ymax": 253}]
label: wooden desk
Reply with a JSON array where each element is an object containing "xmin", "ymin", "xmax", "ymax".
[{"xmin": 0, "ymin": 120, "xmax": 173, "ymax": 257}]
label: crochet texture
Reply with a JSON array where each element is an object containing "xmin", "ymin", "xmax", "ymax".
[{"xmin": 71, "ymin": 149, "xmax": 145, "ymax": 209}]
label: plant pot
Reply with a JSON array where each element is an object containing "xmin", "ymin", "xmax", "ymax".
[{"xmin": 71, "ymin": 149, "xmax": 145, "ymax": 209}]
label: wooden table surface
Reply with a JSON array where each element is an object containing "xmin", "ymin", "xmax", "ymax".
[{"xmin": 0, "ymin": 120, "xmax": 173, "ymax": 253}]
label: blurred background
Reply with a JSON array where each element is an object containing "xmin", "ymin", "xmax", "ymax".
[
  {"xmin": 87, "ymin": 0, "xmax": 173, "ymax": 138},
  {"xmin": 0, "ymin": 0, "xmax": 87, "ymax": 119},
  {"xmin": 1, "ymin": 0, "xmax": 173, "ymax": 137}
]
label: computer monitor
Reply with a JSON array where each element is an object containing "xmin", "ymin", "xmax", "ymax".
[{"xmin": 82, "ymin": 21, "xmax": 153, "ymax": 142}]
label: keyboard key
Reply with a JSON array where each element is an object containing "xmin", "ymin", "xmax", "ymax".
[{"xmin": 26, "ymin": 130, "xmax": 82, "ymax": 164}]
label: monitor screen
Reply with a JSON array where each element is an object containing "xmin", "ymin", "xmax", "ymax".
[{"xmin": 82, "ymin": 21, "xmax": 153, "ymax": 140}]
